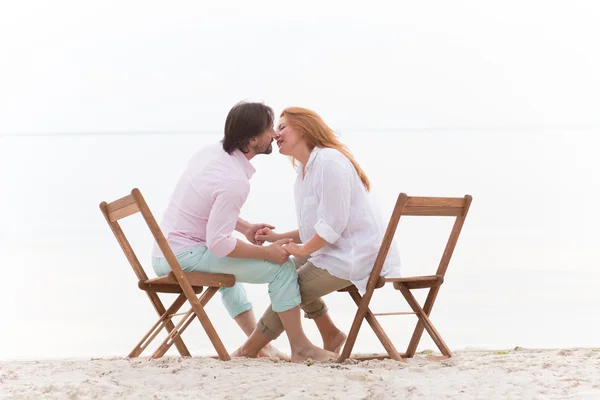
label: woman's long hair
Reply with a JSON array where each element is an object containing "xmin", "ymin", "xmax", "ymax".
[{"xmin": 281, "ymin": 107, "xmax": 370, "ymax": 192}]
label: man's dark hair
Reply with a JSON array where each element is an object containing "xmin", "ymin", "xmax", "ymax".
[{"xmin": 222, "ymin": 101, "xmax": 274, "ymax": 154}]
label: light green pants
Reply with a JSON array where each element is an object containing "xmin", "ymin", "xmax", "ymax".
[{"xmin": 151, "ymin": 246, "xmax": 301, "ymax": 317}]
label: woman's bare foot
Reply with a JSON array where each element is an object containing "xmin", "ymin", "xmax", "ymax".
[
  {"xmin": 323, "ymin": 331, "xmax": 347, "ymax": 354},
  {"xmin": 231, "ymin": 345, "xmax": 257, "ymax": 359},
  {"xmin": 291, "ymin": 345, "xmax": 338, "ymax": 363},
  {"xmin": 257, "ymin": 344, "xmax": 291, "ymax": 361}
]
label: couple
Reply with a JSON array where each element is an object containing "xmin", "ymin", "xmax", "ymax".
[{"xmin": 151, "ymin": 101, "xmax": 400, "ymax": 362}]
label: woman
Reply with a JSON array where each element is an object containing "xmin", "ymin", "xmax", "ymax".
[{"xmin": 233, "ymin": 107, "xmax": 401, "ymax": 358}]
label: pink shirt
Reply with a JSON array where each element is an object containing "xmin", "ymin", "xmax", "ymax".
[{"xmin": 152, "ymin": 143, "xmax": 255, "ymax": 258}]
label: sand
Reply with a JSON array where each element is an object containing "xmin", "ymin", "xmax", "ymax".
[{"xmin": 2, "ymin": 348, "xmax": 600, "ymax": 399}]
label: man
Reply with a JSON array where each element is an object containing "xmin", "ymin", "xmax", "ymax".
[{"xmin": 151, "ymin": 101, "xmax": 333, "ymax": 361}]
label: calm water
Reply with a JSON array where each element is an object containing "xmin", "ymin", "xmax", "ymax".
[{"xmin": 1, "ymin": 129, "xmax": 599, "ymax": 360}]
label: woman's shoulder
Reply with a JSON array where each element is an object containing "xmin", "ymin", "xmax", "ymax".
[{"xmin": 314, "ymin": 147, "xmax": 351, "ymax": 166}]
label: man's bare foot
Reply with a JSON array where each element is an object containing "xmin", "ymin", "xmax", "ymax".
[
  {"xmin": 291, "ymin": 345, "xmax": 338, "ymax": 363},
  {"xmin": 257, "ymin": 344, "xmax": 291, "ymax": 361},
  {"xmin": 323, "ymin": 331, "xmax": 347, "ymax": 354}
]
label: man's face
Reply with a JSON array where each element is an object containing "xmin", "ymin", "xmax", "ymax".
[{"xmin": 252, "ymin": 124, "xmax": 276, "ymax": 155}]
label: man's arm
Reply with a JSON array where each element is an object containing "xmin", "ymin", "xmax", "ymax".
[
  {"xmin": 205, "ymin": 183, "xmax": 291, "ymax": 264},
  {"xmin": 235, "ymin": 218, "xmax": 251, "ymax": 235},
  {"xmin": 226, "ymin": 238, "xmax": 292, "ymax": 265}
]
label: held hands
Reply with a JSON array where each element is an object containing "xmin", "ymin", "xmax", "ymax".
[
  {"xmin": 256, "ymin": 228, "xmax": 310, "ymax": 258},
  {"xmin": 263, "ymin": 239, "xmax": 294, "ymax": 264},
  {"xmin": 282, "ymin": 242, "xmax": 309, "ymax": 258},
  {"xmin": 255, "ymin": 227, "xmax": 280, "ymax": 244},
  {"xmin": 245, "ymin": 223, "xmax": 275, "ymax": 245}
]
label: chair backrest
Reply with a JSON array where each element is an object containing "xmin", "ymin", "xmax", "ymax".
[
  {"xmin": 99, "ymin": 188, "xmax": 186, "ymax": 283},
  {"xmin": 364, "ymin": 193, "xmax": 473, "ymax": 293}
]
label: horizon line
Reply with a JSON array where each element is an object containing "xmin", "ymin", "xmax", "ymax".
[{"xmin": 0, "ymin": 124, "xmax": 596, "ymax": 137}]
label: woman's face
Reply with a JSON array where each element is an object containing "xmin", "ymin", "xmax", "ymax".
[{"xmin": 275, "ymin": 116, "xmax": 304, "ymax": 156}]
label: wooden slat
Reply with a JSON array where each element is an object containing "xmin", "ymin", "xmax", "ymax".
[
  {"xmin": 386, "ymin": 275, "xmax": 444, "ymax": 290},
  {"xmin": 402, "ymin": 206, "xmax": 463, "ymax": 216},
  {"xmin": 337, "ymin": 276, "xmax": 385, "ymax": 292},
  {"xmin": 138, "ymin": 281, "xmax": 204, "ymax": 294},
  {"xmin": 372, "ymin": 312, "xmax": 416, "ymax": 316},
  {"xmin": 109, "ymin": 202, "xmax": 140, "ymax": 221},
  {"xmin": 144, "ymin": 271, "xmax": 235, "ymax": 289},
  {"xmin": 106, "ymin": 194, "xmax": 137, "ymax": 213},
  {"xmin": 106, "ymin": 194, "xmax": 140, "ymax": 221},
  {"xmin": 406, "ymin": 197, "xmax": 466, "ymax": 208}
]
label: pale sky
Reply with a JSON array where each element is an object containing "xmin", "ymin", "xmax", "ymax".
[
  {"xmin": 1, "ymin": 1, "xmax": 599, "ymax": 360},
  {"xmin": 1, "ymin": 0, "xmax": 599, "ymax": 134}
]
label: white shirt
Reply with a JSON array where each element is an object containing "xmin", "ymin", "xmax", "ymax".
[{"xmin": 295, "ymin": 147, "xmax": 401, "ymax": 293}]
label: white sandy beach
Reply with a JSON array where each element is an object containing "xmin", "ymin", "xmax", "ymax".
[{"xmin": 2, "ymin": 348, "xmax": 599, "ymax": 399}]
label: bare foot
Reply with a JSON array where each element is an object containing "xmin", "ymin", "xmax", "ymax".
[
  {"xmin": 231, "ymin": 346, "xmax": 257, "ymax": 359},
  {"xmin": 257, "ymin": 344, "xmax": 291, "ymax": 362},
  {"xmin": 323, "ymin": 331, "xmax": 347, "ymax": 354},
  {"xmin": 291, "ymin": 345, "xmax": 338, "ymax": 363}
]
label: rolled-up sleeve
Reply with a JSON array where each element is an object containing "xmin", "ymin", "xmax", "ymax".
[
  {"xmin": 313, "ymin": 159, "xmax": 352, "ymax": 243},
  {"xmin": 206, "ymin": 179, "xmax": 249, "ymax": 257}
]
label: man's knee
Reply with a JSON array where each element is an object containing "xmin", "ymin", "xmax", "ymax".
[{"xmin": 219, "ymin": 284, "xmax": 252, "ymax": 319}]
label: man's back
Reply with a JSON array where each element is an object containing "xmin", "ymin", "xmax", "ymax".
[{"xmin": 152, "ymin": 143, "xmax": 254, "ymax": 257}]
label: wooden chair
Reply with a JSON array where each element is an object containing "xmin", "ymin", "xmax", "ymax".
[
  {"xmin": 99, "ymin": 188, "xmax": 235, "ymax": 360},
  {"xmin": 337, "ymin": 193, "xmax": 473, "ymax": 362}
]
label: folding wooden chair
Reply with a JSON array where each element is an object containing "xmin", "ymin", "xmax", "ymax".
[
  {"xmin": 99, "ymin": 188, "xmax": 235, "ymax": 360},
  {"xmin": 337, "ymin": 193, "xmax": 472, "ymax": 362}
]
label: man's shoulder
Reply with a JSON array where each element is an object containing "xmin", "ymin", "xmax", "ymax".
[{"xmin": 192, "ymin": 142, "xmax": 226, "ymax": 159}]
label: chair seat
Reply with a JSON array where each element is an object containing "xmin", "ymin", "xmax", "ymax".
[
  {"xmin": 385, "ymin": 275, "xmax": 444, "ymax": 290},
  {"xmin": 139, "ymin": 271, "xmax": 236, "ymax": 294},
  {"xmin": 337, "ymin": 276, "xmax": 386, "ymax": 292}
]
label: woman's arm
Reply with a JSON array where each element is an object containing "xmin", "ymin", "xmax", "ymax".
[
  {"xmin": 283, "ymin": 232, "xmax": 327, "ymax": 258},
  {"xmin": 256, "ymin": 228, "xmax": 301, "ymax": 244}
]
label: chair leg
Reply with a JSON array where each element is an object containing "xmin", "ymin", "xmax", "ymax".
[
  {"xmin": 347, "ymin": 291, "xmax": 403, "ymax": 361},
  {"xmin": 131, "ymin": 292, "xmax": 191, "ymax": 357},
  {"xmin": 151, "ymin": 287, "xmax": 230, "ymax": 360},
  {"xmin": 337, "ymin": 292, "xmax": 371, "ymax": 363},
  {"xmin": 397, "ymin": 284, "xmax": 451, "ymax": 357},
  {"xmin": 129, "ymin": 293, "xmax": 188, "ymax": 357},
  {"xmin": 151, "ymin": 288, "xmax": 216, "ymax": 359},
  {"xmin": 189, "ymin": 287, "xmax": 231, "ymax": 361},
  {"xmin": 404, "ymin": 286, "xmax": 440, "ymax": 358}
]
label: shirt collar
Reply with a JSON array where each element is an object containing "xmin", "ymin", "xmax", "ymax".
[
  {"xmin": 304, "ymin": 146, "xmax": 321, "ymax": 170},
  {"xmin": 232, "ymin": 149, "xmax": 256, "ymax": 179}
]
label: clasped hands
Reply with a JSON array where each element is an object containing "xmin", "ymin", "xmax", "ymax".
[{"xmin": 255, "ymin": 227, "xmax": 308, "ymax": 259}]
